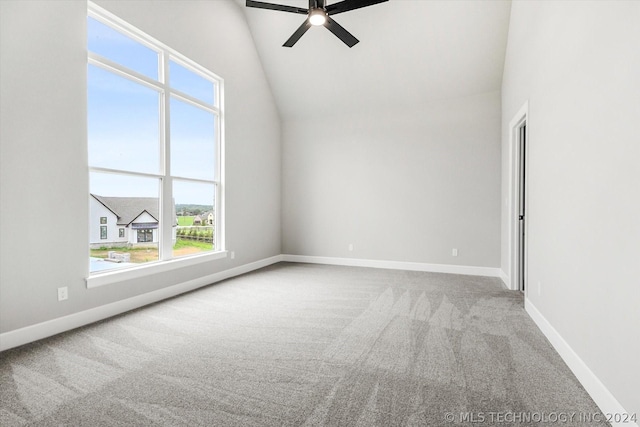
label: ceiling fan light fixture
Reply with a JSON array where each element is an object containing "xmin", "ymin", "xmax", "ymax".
[{"xmin": 309, "ymin": 9, "xmax": 327, "ymax": 26}]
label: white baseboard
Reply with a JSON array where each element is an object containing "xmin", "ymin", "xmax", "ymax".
[
  {"xmin": 525, "ymin": 299, "xmax": 637, "ymax": 427},
  {"xmin": 0, "ymin": 255, "xmax": 284, "ymax": 352},
  {"xmin": 282, "ymin": 254, "xmax": 502, "ymax": 277},
  {"xmin": 499, "ymin": 269, "xmax": 510, "ymax": 289}
]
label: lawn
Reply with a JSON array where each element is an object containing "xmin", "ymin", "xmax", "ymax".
[
  {"xmin": 177, "ymin": 216, "xmax": 195, "ymax": 226},
  {"xmin": 91, "ymin": 239, "xmax": 213, "ymax": 263},
  {"xmin": 173, "ymin": 239, "xmax": 213, "ymax": 257}
]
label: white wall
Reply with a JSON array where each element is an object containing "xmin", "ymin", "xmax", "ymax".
[
  {"xmin": 283, "ymin": 91, "xmax": 501, "ymax": 268},
  {"xmin": 501, "ymin": 1, "xmax": 640, "ymax": 416},
  {"xmin": 0, "ymin": 0, "xmax": 281, "ymax": 333}
]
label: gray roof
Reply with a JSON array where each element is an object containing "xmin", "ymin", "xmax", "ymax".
[{"xmin": 92, "ymin": 194, "xmax": 159, "ymax": 226}]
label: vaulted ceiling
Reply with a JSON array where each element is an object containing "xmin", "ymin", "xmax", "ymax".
[{"xmin": 238, "ymin": 0, "xmax": 512, "ymax": 120}]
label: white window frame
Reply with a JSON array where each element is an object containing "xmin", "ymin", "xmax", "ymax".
[{"xmin": 86, "ymin": 2, "xmax": 226, "ymax": 289}]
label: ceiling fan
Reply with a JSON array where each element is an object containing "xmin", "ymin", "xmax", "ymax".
[{"xmin": 246, "ymin": 0, "xmax": 388, "ymax": 48}]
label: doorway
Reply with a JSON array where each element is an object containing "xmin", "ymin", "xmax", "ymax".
[
  {"xmin": 509, "ymin": 102, "xmax": 528, "ymax": 293},
  {"xmin": 517, "ymin": 123, "xmax": 526, "ymax": 292}
]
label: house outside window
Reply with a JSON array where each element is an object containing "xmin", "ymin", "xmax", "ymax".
[
  {"xmin": 137, "ymin": 229, "xmax": 153, "ymax": 243},
  {"xmin": 87, "ymin": 2, "xmax": 224, "ymax": 277}
]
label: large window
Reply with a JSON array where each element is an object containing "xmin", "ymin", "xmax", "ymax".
[{"xmin": 87, "ymin": 3, "xmax": 223, "ymax": 276}]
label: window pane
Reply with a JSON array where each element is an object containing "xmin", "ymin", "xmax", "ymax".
[
  {"xmin": 88, "ymin": 16, "xmax": 158, "ymax": 80},
  {"xmin": 88, "ymin": 65, "xmax": 160, "ymax": 174},
  {"xmin": 170, "ymin": 98, "xmax": 216, "ymax": 180},
  {"xmin": 173, "ymin": 180, "xmax": 215, "ymax": 258},
  {"xmin": 170, "ymin": 60, "xmax": 216, "ymax": 105},
  {"xmin": 90, "ymin": 172, "xmax": 160, "ymax": 273}
]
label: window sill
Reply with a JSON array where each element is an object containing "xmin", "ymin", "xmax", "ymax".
[{"xmin": 86, "ymin": 250, "xmax": 228, "ymax": 289}]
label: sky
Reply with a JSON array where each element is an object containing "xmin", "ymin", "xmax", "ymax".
[{"xmin": 87, "ymin": 17, "xmax": 217, "ymax": 207}]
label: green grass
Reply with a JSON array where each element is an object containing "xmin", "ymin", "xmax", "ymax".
[
  {"xmin": 173, "ymin": 238, "xmax": 212, "ymax": 251},
  {"xmin": 177, "ymin": 216, "xmax": 195, "ymax": 226}
]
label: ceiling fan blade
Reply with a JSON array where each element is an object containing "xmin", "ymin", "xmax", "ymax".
[
  {"xmin": 326, "ymin": 0, "xmax": 388, "ymax": 16},
  {"xmin": 283, "ymin": 20, "xmax": 313, "ymax": 47},
  {"xmin": 324, "ymin": 17, "xmax": 359, "ymax": 47},
  {"xmin": 246, "ymin": 0, "xmax": 308, "ymax": 15}
]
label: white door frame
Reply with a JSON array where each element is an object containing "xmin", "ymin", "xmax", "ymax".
[{"xmin": 507, "ymin": 101, "xmax": 529, "ymax": 292}]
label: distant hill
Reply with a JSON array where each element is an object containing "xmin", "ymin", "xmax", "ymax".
[{"xmin": 176, "ymin": 204, "xmax": 214, "ymax": 215}]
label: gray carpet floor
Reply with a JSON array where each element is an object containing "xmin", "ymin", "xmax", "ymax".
[{"xmin": 0, "ymin": 262, "xmax": 606, "ymax": 426}]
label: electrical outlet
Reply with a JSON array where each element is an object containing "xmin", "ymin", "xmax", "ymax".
[
  {"xmin": 58, "ymin": 287, "xmax": 68, "ymax": 301},
  {"xmin": 348, "ymin": 244, "xmax": 354, "ymax": 252},
  {"xmin": 452, "ymin": 248, "xmax": 458, "ymax": 257},
  {"xmin": 230, "ymin": 251, "xmax": 235, "ymax": 259}
]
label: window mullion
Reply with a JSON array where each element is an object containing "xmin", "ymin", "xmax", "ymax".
[
  {"xmin": 169, "ymin": 89, "xmax": 219, "ymax": 115},
  {"xmin": 216, "ymin": 84, "xmax": 224, "ymax": 252},
  {"xmin": 160, "ymin": 51, "xmax": 174, "ymax": 261},
  {"xmin": 88, "ymin": 167, "xmax": 163, "ymax": 180},
  {"xmin": 89, "ymin": 54, "xmax": 163, "ymax": 93},
  {"xmin": 166, "ymin": 176, "xmax": 217, "ymax": 185}
]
